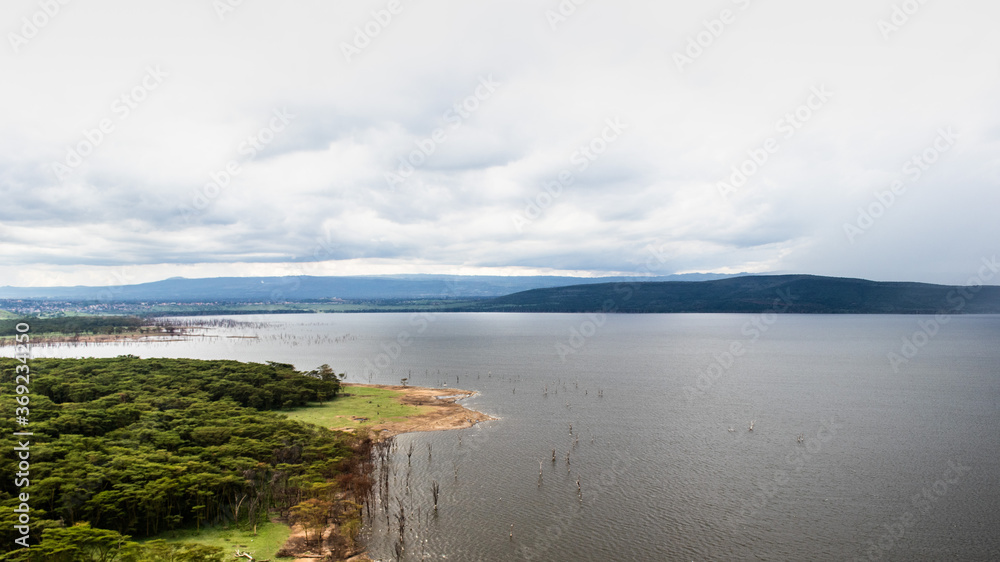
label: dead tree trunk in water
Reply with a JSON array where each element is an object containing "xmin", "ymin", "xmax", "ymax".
[{"xmin": 395, "ymin": 498, "xmax": 406, "ymax": 543}]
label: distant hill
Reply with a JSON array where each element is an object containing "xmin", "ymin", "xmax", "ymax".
[
  {"xmin": 459, "ymin": 275, "xmax": 1000, "ymax": 314},
  {"xmin": 0, "ymin": 273, "xmax": 743, "ymax": 302}
]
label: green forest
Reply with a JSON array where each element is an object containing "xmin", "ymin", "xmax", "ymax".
[
  {"xmin": 0, "ymin": 317, "xmax": 152, "ymax": 337},
  {"xmin": 0, "ymin": 356, "xmax": 371, "ymax": 561}
]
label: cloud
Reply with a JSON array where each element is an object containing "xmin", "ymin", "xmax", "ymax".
[{"xmin": 1, "ymin": 0, "xmax": 998, "ymax": 286}]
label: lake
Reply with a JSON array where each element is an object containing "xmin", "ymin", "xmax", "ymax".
[{"xmin": 14, "ymin": 313, "xmax": 1000, "ymax": 561}]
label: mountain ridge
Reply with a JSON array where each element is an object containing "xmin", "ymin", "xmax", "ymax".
[
  {"xmin": 0, "ymin": 272, "xmax": 743, "ymax": 301},
  {"xmin": 456, "ymin": 274, "xmax": 1000, "ymax": 314}
]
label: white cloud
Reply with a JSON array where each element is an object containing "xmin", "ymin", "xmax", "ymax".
[{"xmin": 1, "ymin": 0, "xmax": 998, "ymax": 287}]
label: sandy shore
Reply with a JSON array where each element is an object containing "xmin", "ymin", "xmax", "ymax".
[
  {"xmin": 288, "ymin": 383, "xmax": 492, "ymax": 562},
  {"xmin": 338, "ymin": 382, "xmax": 494, "ymax": 437}
]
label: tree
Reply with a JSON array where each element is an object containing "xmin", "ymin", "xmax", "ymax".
[
  {"xmin": 0, "ymin": 357, "xmax": 364, "ymax": 554},
  {"xmin": 1, "ymin": 522, "xmax": 129, "ymax": 562},
  {"xmin": 289, "ymin": 498, "xmax": 332, "ymax": 546},
  {"xmin": 317, "ymin": 364, "xmax": 335, "ymax": 381}
]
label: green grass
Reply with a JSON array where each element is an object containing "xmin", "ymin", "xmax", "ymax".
[
  {"xmin": 285, "ymin": 385, "xmax": 428, "ymax": 429},
  {"xmin": 0, "ymin": 310, "xmax": 16, "ymax": 320},
  {"xmin": 149, "ymin": 518, "xmax": 293, "ymax": 560}
]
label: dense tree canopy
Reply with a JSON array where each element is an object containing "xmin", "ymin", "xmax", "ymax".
[
  {"xmin": 0, "ymin": 356, "xmax": 356, "ymax": 560},
  {"xmin": 0, "ymin": 317, "xmax": 150, "ymax": 336}
]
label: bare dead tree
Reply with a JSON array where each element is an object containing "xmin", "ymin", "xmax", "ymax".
[{"xmin": 395, "ymin": 497, "xmax": 406, "ymax": 543}]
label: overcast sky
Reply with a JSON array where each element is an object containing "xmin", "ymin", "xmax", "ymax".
[{"xmin": 1, "ymin": 0, "xmax": 998, "ymax": 288}]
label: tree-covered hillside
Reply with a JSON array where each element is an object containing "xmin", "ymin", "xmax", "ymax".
[
  {"xmin": 463, "ymin": 274, "xmax": 1000, "ymax": 314},
  {"xmin": 0, "ymin": 357, "xmax": 364, "ymax": 561}
]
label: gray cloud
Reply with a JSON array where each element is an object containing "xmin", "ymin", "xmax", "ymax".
[{"xmin": 0, "ymin": 0, "xmax": 998, "ymax": 286}]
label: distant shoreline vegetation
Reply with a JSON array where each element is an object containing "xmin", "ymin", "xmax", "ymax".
[
  {"xmin": 457, "ymin": 274, "xmax": 1000, "ymax": 315},
  {"xmin": 0, "ymin": 316, "xmax": 165, "ymax": 339},
  {"xmin": 2, "ymin": 274, "xmax": 999, "ymax": 318},
  {"xmin": 0, "ymin": 299, "xmax": 486, "ymax": 319}
]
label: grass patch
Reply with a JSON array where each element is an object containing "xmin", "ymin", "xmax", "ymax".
[
  {"xmin": 149, "ymin": 518, "xmax": 293, "ymax": 560},
  {"xmin": 285, "ymin": 385, "xmax": 428, "ymax": 429},
  {"xmin": 0, "ymin": 310, "xmax": 16, "ymax": 320}
]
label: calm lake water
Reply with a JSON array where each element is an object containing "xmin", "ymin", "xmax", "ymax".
[{"xmin": 13, "ymin": 313, "xmax": 1000, "ymax": 561}]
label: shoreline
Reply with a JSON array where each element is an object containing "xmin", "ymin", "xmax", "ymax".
[
  {"xmin": 0, "ymin": 331, "xmax": 188, "ymax": 345},
  {"xmin": 286, "ymin": 383, "xmax": 493, "ymax": 562},
  {"xmin": 336, "ymin": 382, "xmax": 495, "ymax": 437}
]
